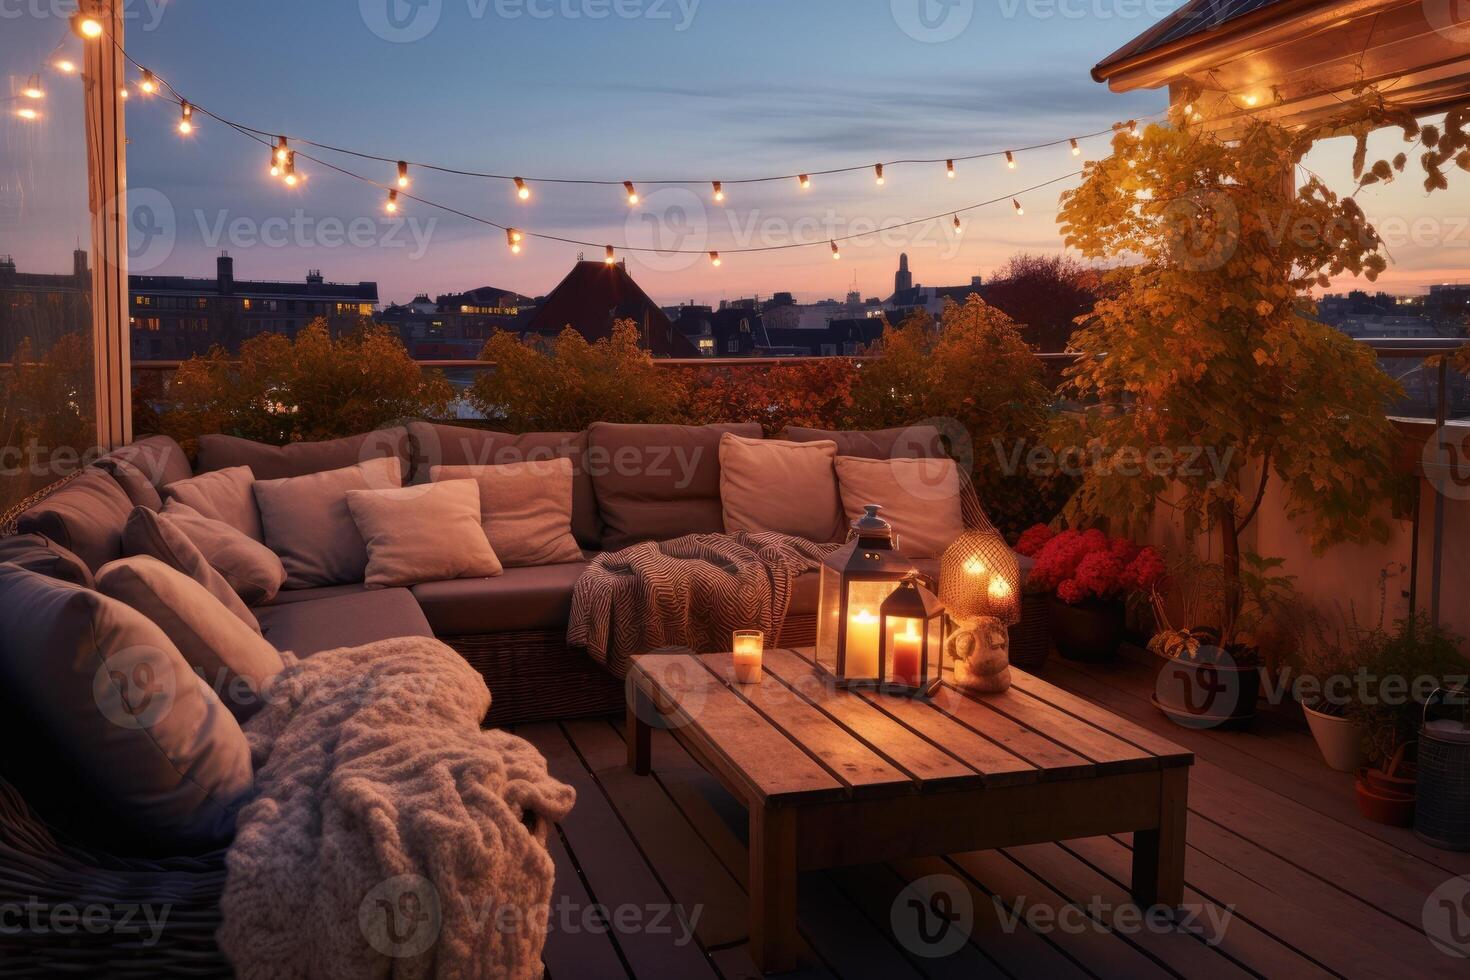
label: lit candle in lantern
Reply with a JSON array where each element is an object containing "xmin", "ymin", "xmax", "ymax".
[
  {"xmin": 890, "ymin": 620, "xmax": 923, "ymax": 687},
  {"xmin": 847, "ymin": 609, "xmax": 880, "ymax": 679},
  {"xmin": 733, "ymin": 630, "xmax": 764, "ymax": 684},
  {"xmin": 989, "ymin": 577, "xmax": 1012, "ymax": 601}
]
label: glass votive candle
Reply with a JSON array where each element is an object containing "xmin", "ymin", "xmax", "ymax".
[{"xmin": 732, "ymin": 630, "xmax": 764, "ymax": 684}]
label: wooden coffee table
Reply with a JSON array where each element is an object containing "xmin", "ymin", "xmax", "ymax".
[{"xmin": 626, "ymin": 647, "xmax": 1193, "ymax": 973}]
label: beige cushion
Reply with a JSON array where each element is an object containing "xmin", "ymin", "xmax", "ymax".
[
  {"xmin": 431, "ymin": 459, "xmax": 584, "ymax": 568},
  {"xmin": 718, "ymin": 434, "xmax": 844, "ymax": 542},
  {"xmin": 122, "ymin": 507, "xmax": 262, "ymax": 634},
  {"xmin": 16, "ymin": 467, "xmax": 135, "ymax": 572},
  {"xmin": 162, "ymin": 466, "xmax": 264, "ymax": 542},
  {"xmin": 0, "ymin": 564, "xmax": 252, "ymax": 849},
  {"xmin": 833, "ymin": 456, "xmax": 965, "ymax": 558},
  {"xmin": 160, "ymin": 500, "xmax": 287, "ymax": 605},
  {"xmin": 345, "ymin": 479, "xmax": 503, "ymax": 589},
  {"xmin": 253, "ymin": 457, "xmax": 402, "ymax": 589},
  {"xmin": 96, "ymin": 557, "xmax": 287, "ymax": 723}
]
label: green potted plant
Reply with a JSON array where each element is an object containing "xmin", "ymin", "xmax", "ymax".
[{"xmin": 1148, "ymin": 551, "xmax": 1301, "ymax": 729}]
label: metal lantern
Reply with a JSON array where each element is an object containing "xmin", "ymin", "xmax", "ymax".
[
  {"xmin": 878, "ymin": 574, "xmax": 946, "ymax": 696},
  {"xmin": 814, "ymin": 504, "xmax": 917, "ymax": 688},
  {"xmin": 939, "ymin": 527, "xmax": 1022, "ymax": 626}
]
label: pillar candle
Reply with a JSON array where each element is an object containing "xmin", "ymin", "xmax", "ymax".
[
  {"xmin": 732, "ymin": 630, "xmax": 763, "ymax": 684},
  {"xmin": 846, "ymin": 609, "xmax": 880, "ymax": 679},
  {"xmin": 890, "ymin": 620, "xmax": 923, "ymax": 687}
]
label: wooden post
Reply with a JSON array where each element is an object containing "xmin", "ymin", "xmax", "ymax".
[
  {"xmin": 749, "ymin": 805, "xmax": 798, "ymax": 973},
  {"xmin": 627, "ymin": 685, "xmax": 652, "ymax": 775},
  {"xmin": 1131, "ymin": 766, "xmax": 1188, "ymax": 908},
  {"xmin": 82, "ymin": 0, "xmax": 131, "ymax": 450}
]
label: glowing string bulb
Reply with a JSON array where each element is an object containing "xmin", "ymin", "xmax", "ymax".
[
  {"xmin": 177, "ymin": 101, "xmax": 193, "ymax": 135},
  {"xmin": 55, "ymin": 59, "xmax": 76, "ymax": 74},
  {"xmin": 23, "ymin": 75, "xmax": 43, "ymax": 99},
  {"xmin": 118, "ymin": 87, "xmax": 128, "ymax": 100},
  {"xmin": 1070, "ymin": 138, "xmax": 1081, "ymax": 157},
  {"xmin": 946, "ymin": 159, "xmax": 956, "ymax": 179},
  {"xmin": 1005, "ymin": 151, "xmax": 1016, "ymax": 170},
  {"xmin": 1242, "ymin": 93, "xmax": 1259, "ymax": 107},
  {"xmin": 711, "ymin": 181, "xmax": 724, "ymax": 203},
  {"xmin": 283, "ymin": 153, "xmax": 299, "ymax": 187},
  {"xmin": 1128, "ymin": 118, "xmax": 1139, "ymax": 133},
  {"xmin": 268, "ymin": 149, "xmax": 280, "ymax": 178},
  {"xmin": 139, "ymin": 70, "xmax": 156, "ymax": 94},
  {"xmin": 830, "ymin": 241, "xmax": 841, "ymax": 260},
  {"xmin": 397, "ymin": 161, "xmax": 409, "ymax": 188},
  {"xmin": 604, "ymin": 245, "xmax": 616, "ymax": 265},
  {"xmin": 623, "ymin": 181, "xmax": 639, "ymax": 205},
  {"xmin": 16, "ymin": 107, "xmax": 38, "ymax": 120},
  {"xmin": 385, "ymin": 189, "xmax": 399, "ymax": 213},
  {"xmin": 952, "ymin": 214, "xmax": 962, "ymax": 233},
  {"xmin": 507, "ymin": 228, "xmax": 523, "ymax": 253},
  {"xmin": 74, "ymin": 14, "xmax": 103, "ymax": 39},
  {"xmin": 514, "ymin": 177, "xmax": 530, "ymax": 200},
  {"xmin": 709, "ymin": 251, "xmax": 721, "ymax": 267},
  {"xmin": 274, "ymin": 137, "xmax": 289, "ymax": 163},
  {"xmin": 798, "ymin": 173, "xmax": 811, "ymax": 190},
  {"xmin": 1012, "ymin": 199, "xmax": 1024, "ymax": 216},
  {"xmin": 874, "ymin": 163, "xmax": 884, "ymax": 185}
]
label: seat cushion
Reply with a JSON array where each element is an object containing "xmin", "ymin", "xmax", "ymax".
[
  {"xmin": 93, "ymin": 435, "xmax": 193, "ymax": 509},
  {"xmin": 408, "ymin": 422, "xmax": 600, "ymax": 549},
  {"xmin": 779, "ymin": 425, "xmax": 944, "ymax": 460},
  {"xmin": 255, "ymin": 588, "xmax": 432, "ymax": 657},
  {"xmin": 0, "ymin": 532, "xmax": 94, "ymax": 588},
  {"xmin": 588, "ymin": 421, "xmax": 762, "ymax": 550},
  {"xmin": 198, "ymin": 428, "xmax": 411, "ymax": 483},
  {"xmin": 411, "ymin": 562, "xmax": 587, "ymax": 636},
  {"xmin": 263, "ymin": 582, "xmax": 373, "ymax": 606},
  {"xmin": 16, "ymin": 468, "xmax": 134, "ymax": 572},
  {"xmin": 162, "ymin": 466, "xmax": 264, "ymax": 542}
]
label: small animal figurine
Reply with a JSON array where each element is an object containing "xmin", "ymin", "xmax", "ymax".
[{"xmin": 947, "ymin": 615, "xmax": 1012, "ymax": 693}]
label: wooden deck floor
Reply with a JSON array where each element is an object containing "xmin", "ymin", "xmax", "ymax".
[{"xmin": 514, "ymin": 650, "xmax": 1470, "ymax": 979}]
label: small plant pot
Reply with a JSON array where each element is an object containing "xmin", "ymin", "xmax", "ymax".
[
  {"xmin": 1302, "ymin": 700, "xmax": 1363, "ymax": 772},
  {"xmin": 1048, "ymin": 596, "xmax": 1124, "ymax": 662},
  {"xmin": 1153, "ymin": 657, "xmax": 1261, "ymax": 729},
  {"xmin": 1354, "ymin": 776, "xmax": 1415, "ymax": 826}
]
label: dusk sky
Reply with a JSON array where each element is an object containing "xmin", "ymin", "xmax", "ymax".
[{"xmin": 4, "ymin": 1, "xmax": 1468, "ymax": 304}]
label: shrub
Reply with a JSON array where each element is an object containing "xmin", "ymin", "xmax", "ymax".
[{"xmin": 680, "ymin": 358, "xmax": 859, "ymax": 433}]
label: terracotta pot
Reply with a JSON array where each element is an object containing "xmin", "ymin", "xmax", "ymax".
[
  {"xmin": 1154, "ymin": 656, "xmax": 1261, "ymax": 729},
  {"xmin": 1354, "ymin": 777, "xmax": 1415, "ymax": 826},
  {"xmin": 1048, "ymin": 596, "xmax": 1124, "ymax": 662},
  {"xmin": 1302, "ymin": 700, "xmax": 1363, "ymax": 772}
]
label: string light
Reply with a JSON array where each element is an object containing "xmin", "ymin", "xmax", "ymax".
[
  {"xmin": 1128, "ymin": 118, "xmax": 1139, "ymax": 133},
  {"xmin": 1005, "ymin": 151, "xmax": 1016, "ymax": 170},
  {"xmin": 830, "ymin": 241, "xmax": 841, "ymax": 260},
  {"xmin": 283, "ymin": 152, "xmax": 299, "ymax": 186},
  {"xmin": 139, "ymin": 69, "xmax": 156, "ymax": 94},
  {"xmin": 711, "ymin": 180, "xmax": 724, "ymax": 203},
  {"xmin": 799, "ymin": 174, "xmax": 811, "ymax": 190},
  {"xmin": 1242, "ymin": 93, "xmax": 1259, "ymax": 107},
  {"xmin": 23, "ymin": 74, "xmax": 43, "ymax": 99},
  {"xmin": 604, "ymin": 245, "xmax": 616, "ymax": 265},
  {"xmin": 177, "ymin": 101, "xmax": 193, "ymax": 134},
  {"xmin": 514, "ymin": 177, "xmax": 530, "ymax": 200},
  {"xmin": 16, "ymin": 107, "xmax": 38, "ymax": 121},
  {"xmin": 54, "ymin": 59, "xmax": 76, "ymax": 74},
  {"xmin": 507, "ymin": 228, "xmax": 523, "ymax": 253},
  {"xmin": 274, "ymin": 137, "xmax": 290, "ymax": 163},
  {"xmin": 397, "ymin": 161, "xmax": 409, "ymax": 188},
  {"xmin": 1070, "ymin": 138, "xmax": 1081, "ymax": 156},
  {"xmin": 268, "ymin": 148, "xmax": 280, "ymax": 178},
  {"xmin": 1012, "ymin": 199, "xmax": 1024, "ymax": 215},
  {"xmin": 709, "ymin": 251, "xmax": 721, "ymax": 267},
  {"xmin": 946, "ymin": 159, "xmax": 955, "ymax": 179},
  {"xmin": 623, "ymin": 181, "xmax": 639, "ymax": 205},
  {"xmin": 385, "ymin": 189, "xmax": 399, "ymax": 213},
  {"xmin": 118, "ymin": 87, "xmax": 128, "ymax": 100},
  {"xmin": 874, "ymin": 163, "xmax": 885, "ymax": 186},
  {"xmin": 73, "ymin": 14, "xmax": 103, "ymax": 39},
  {"xmin": 952, "ymin": 214, "xmax": 962, "ymax": 233}
]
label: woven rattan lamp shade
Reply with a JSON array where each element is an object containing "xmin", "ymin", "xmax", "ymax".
[{"xmin": 939, "ymin": 528, "xmax": 1021, "ymax": 626}]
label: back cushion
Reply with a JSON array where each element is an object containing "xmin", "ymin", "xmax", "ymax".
[
  {"xmin": 0, "ymin": 564, "xmax": 252, "ymax": 850},
  {"xmin": 587, "ymin": 421, "xmax": 762, "ymax": 550},
  {"xmin": 779, "ymin": 425, "xmax": 944, "ymax": 460},
  {"xmin": 0, "ymin": 533, "xmax": 95, "ymax": 588},
  {"xmin": 197, "ymin": 428, "xmax": 411, "ymax": 483},
  {"xmin": 409, "ymin": 421, "xmax": 599, "ymax": 548},
  {"xmin": 94, "ymin": 435, "xmax": 193, "ymax": 510},
  {"xmin": 162, "ymin": 466, "xmax": 264, "ymax": 542},
  {"xmin": 254, "ymin": 457, "xmax": 403, "ymax": 589},
  {"xmin": 16, "ymin": 468, "xmax": 135, "ymax": 572},
  {"xmin": 122, "ymin": 507, "xmax": 262, "ymax": 634}
]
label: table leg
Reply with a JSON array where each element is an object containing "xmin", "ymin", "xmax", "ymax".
[
  {"xmin": 749, "ymin": 805, "xmax": 798, "ymax": 973},
  {"xmin": 1131, "ymin": 766, "xmax": 1188, "ymax": 908},
  {"xmin": 627, "ymin": 686, "xmax": 652, "ymax": 775}
]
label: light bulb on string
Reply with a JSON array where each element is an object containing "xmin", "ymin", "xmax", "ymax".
[
  {"xmin": 1070, "ymin": 138, "xmax": 1081, "ymax": 157},
  {"xmin": 268, "ymin": 149, "xmax": 280, "ymax": 178},
  {"xmin": 952, "ymin": 214, "xmax": 962, "ymax": 233},
  {"xmin": 139, "ymin": 70, "xmax": 156, "ymax": 94},
  {"xmin": 16, "ymin": 107, "xmax": 38, "ymax": 121},
  {"xmin": 711, "ymin": 181, "xmax": 724, "ymax": 203},
  {"xmin": 1005, "ymin": 151, "xmax": 1016, "ymax": 170},
  {"xmin": 604, "ymin": 245, "xmax": 616, "ymax": 265},
  {"xmin": 274, "ymin": 137, "xmax": 289, "ymax": 163},
  {"xmin": 72, "ymin": 13, "xmax": 103, "ymax": 39},
  {"xmin": 397, "ymin": 161, "xmax": 409, "ymax": 188},
  {"xmin": 118, "ymin": 87, "xmax": 128, "ymax": 100},
  {"xmin": 946, "ymin": 159, "xmax": 956, "ymax": 179},
  {"xmin": 506, "ymin": 229, "xmax": 523, "ymax": 254},
  {"xmin": 1012, "ymin": 199, "xmax": 1024, "ymax": 216},
  {"xmin": 514, "ymin": 177, "xmax": 530, "ymax": 200},
  {"xmin": 798, "ymin": 174, "xmax": 811, "ymax": 190},
  {"xmin": 23, "ymin": 75, "xmax": 43, "ymax": 99},
  {"xmin": 54, "ymin": 59, "xmax": 76, "ymax": 74},
  {"xmin": 385, "ymin": 189, "xmax": 399, "ymax": 214},
  {"xmin": 1128, "ymin": 118, "xmax": 1139, "ymax": 133},
  {"xmin": 874, "ymin": 163, "xmax": 884, "ymax": 186},
  {"xmin": 283, "ymin": 153, "xmax": 299, "ymax": 187},
  {"xmin": 623, "ymin": 181, "xmax": 639, "ymax": 206},
  {"xmin": 830, "ymin": 241, "xmax": 841, "ymax": 260},
  {"xmin": 177, "ymin": 101, "xmax": 193, "ymax": 135},
  {"xmin": 709, "ymin": 251, "xmax": 721, "ymax": 267}
]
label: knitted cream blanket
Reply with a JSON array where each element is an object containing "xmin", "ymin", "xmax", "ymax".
[{"xmin": 218, "ymin": 636, "xmax": 576, "ymax": 979}]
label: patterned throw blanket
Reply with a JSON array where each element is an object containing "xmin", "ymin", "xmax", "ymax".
[
  {"xmin": 219, "ymin": 637, "xmax": 576, "ymax": 979},
  {"xmin": 568, "ymin": 531, "xmax": 841, "ymax": 678}
]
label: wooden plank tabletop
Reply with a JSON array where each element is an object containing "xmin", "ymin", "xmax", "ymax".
[{"xmin": 629, "ymin": 647, "xmax": 1192, "ymax": 807}]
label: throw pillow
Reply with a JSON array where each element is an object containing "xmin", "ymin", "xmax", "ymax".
[
  {"xmin": 122, "ymin": 507, "xmax": 262, "ymax": 633},
  {"xmin": 160, "ymin": 500, "xmax": 287, "ymax": 605},
  {"xmin": 833, "ymin": 456, "xmax": 965, "ymax": 558},
  {"xmin": 253, "ymin": 457, "xmax": 402, "ymax": 589},
  {"xmin": 718, "ymin": 433, "xmax": 844, "ymax": 542},
  {"xmin": 345, "ymin": 479, "xmax": 503, "ymax": 588},
  {"xmin": 0, "ymin": 564, "xmax": 252, "ymax": 850},
  {"xmin": 0, "ymin": 533, "xmax": 95, "ymax": 588},
  {"xmin": 161, "ymin": 466, "xmax": 265, "ymax": 542},
  {"xmin": 15, "ymin": 467, "xmax": 135, "ymax": 572},
  {"xmin": 97, "ymin": 556, "xmax": 288, "ymax": 723},
  {"xmin": 431, "ymin": 459, "xmax": 584, "ymax": 567}
]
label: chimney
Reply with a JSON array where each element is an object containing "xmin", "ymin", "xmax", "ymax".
[
  {"xmin": 971, "ymin": 275, "xmax": 983, "ymax": 289},
  {"xmin": 73, "ymin": 248, "xmax": 89, "ymax": 282},
  {"xmin": 217, "ymin": 251, "xmax": 234, "ymax": 294},
  {"xmin": 0, "ymin": 255, "xmax": 15, "ymax": 283},
  {"xmin": 306, "ymin": 269, "xmax": 324, "ymax": 285}
]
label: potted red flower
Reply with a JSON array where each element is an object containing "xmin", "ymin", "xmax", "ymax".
[{"xmin": 1017, "ymin": 526, "xmax": 1164, "ymax": 662}]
